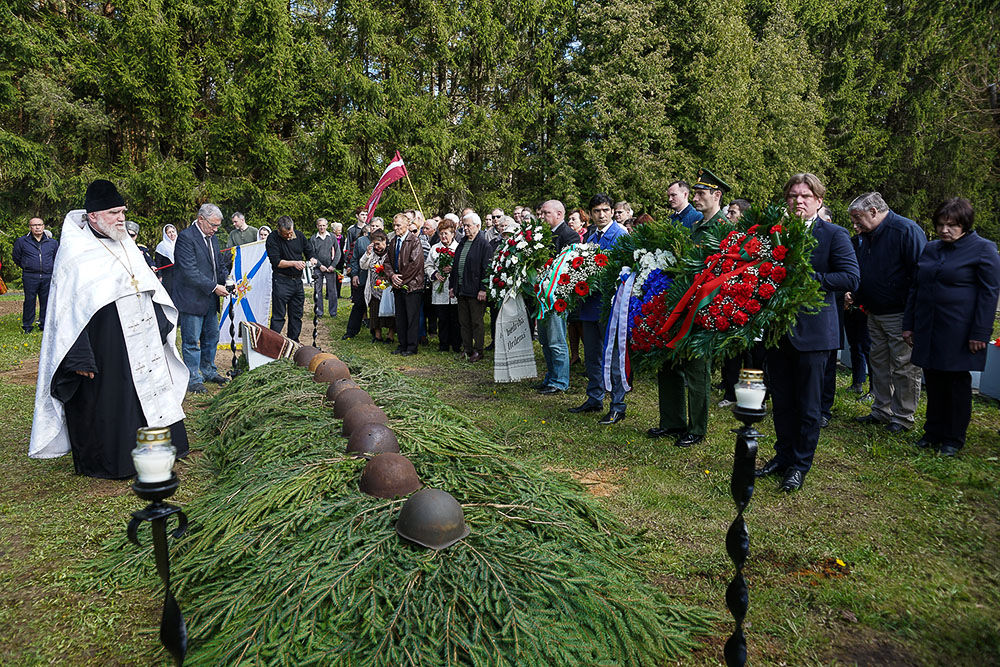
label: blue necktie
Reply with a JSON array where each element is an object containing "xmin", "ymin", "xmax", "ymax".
[{"xmin": 394, "ymin": 238, "xmax": 401, "ymax": 271}]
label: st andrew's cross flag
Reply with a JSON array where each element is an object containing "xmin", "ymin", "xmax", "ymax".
[
  {"xmin": 364, "ymin": 151, "xmax": 408, "ymax": 220},
  {"xmin": 219, "ymin": 240, "xmax": 273, "ymax": 347}
]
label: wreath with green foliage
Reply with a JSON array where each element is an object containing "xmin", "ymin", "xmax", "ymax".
[{"xmin": 623, "ymin": 206, "xmax": 823, "ymax": 369}]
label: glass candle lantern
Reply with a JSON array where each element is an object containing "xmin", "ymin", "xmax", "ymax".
[
  {"xmin": 132, "ymin": 427, "xmax": 176, "ymax": 483},
  {"xmin": 734, "ymin": 369, "xmax": 766, "ymax": 410}
]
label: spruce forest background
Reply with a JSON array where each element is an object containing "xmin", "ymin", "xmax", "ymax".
[{"xmin": 1, "ymin": 0, "xmax": 998, "ymax": 279}]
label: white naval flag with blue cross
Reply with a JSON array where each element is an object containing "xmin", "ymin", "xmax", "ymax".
[{"xmin": 219, "ymin": 240, "xmax": 273, "ymax": 347}]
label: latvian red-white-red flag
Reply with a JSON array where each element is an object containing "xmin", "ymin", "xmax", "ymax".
[{"xmin": 364, "ymin": 151, "xmax": 408, "ymax": 219}]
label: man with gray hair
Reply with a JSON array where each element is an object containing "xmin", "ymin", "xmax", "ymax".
[
  {"xmin": 536, "ymin": 199, "xmax": 578, "ymax": 394},
  {"xmin": 310, "ymin": 217, "xmax": 341, "ymax": 317},
  {"xmin": 847, "ymin": 192, "xmax": 926, "ymax": 433},
  {"xmin": 174, "ymin": 203, "xmax": 230, "ymax": 393}
]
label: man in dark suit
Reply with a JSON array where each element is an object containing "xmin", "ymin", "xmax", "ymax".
[
  {"xmin": 756, "ymin": 173, "xmax": 860, "ymax": 491},
  {"xmin": 384, "ymin": 212, "xmax": 425, "ymax": 356},
  {"xmin": 570, "ymin": 194, "xmax": 629, "ymax": 423},
  {"xmin": 173, "ymin": 203, "xmax": 230, "ymax": 393},
  {"xmin": 537, "ymin": 199, "xmax": 579, "ymax": 394}
]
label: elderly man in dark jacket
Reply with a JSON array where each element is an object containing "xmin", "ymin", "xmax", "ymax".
[
  {"xmin": 449, "ymin": 212, "xmax": 493, "ymax": 362},
  {"xmin": 846, "ymin": 192, "xmax": 926, "ymax": 434},
  {"xmin": 12, "ymin": 217, "xmax": 59, "ymax": 333},
  {"xmin": 384, "ymin": 212, "xmax": 425, "ymax": 356}
]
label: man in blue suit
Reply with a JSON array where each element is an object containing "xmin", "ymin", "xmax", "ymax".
[
  {"xmin": 173, "ymin": 203, "xmax": 230, "ymax": 393},
  {"xmin": 569, "ymin": 194, "xmax": 629, "ymax": 424},
  {"xmin": 756, "ymin": 173, "xmax": 860, "ymax": 491}
]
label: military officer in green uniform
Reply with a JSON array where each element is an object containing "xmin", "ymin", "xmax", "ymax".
[{"xmin": 648, "ymin": 168, "xmax": 731, "ymax": 446}]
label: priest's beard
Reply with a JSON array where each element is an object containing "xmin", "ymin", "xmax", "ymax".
[{"xmin": 90, "ymin": 215, "xmax": 128, "ymax": 241}]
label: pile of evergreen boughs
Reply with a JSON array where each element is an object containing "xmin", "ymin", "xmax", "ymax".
[{"xmin": 98, "ymin": 359, "xmax": 715, "ymax": 665}]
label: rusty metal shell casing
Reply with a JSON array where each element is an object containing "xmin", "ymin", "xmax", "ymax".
[
  {"xmin": 325, "ymin": 378, "xmax": 360, "ymax": 404},
  {"xmin": 346, "ymin": 423, "xmax": 400, "ymax": 457},
  {"xmin": 342, "ymin": 405, "xmax": 388, "ymax": 436},
  {"xmin": 359, "ymin": 452, "xmax": 421, "ymax": 498},
  {"xmin": 396, "ymin": 488, "xmax": 470, "ymax": 550},
  {"xmin": 334, "ymin": 388, "xmax": 375, "ymax": 418},
  {"xmin": 293, "ymin": 345, "xmax": 321, "ymax": 368},
  {"xmin": 313, "ymin": 358, "xmax": 351, "ymax": 383}
]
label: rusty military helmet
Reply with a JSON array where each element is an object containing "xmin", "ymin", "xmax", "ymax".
[
  {"xmin": 334, "ymin": 388, "xmax": 375, "ymax": 418},
  {"xmin": 342, "ymin": 404, "xmax": 388, "ymax": 436},
  {"xmin": 293, "ymin": 345, "xmax": 320, "ymax": 368},
  {"xmin": 314, "ymin": 358, "xmax": 351, "ymax": 383},
  {"xmin": 325, "ymin": 378, "xmax": 360, "ymax": 404},
  {"xmin": 358, "ymin": 452, "xmax": 421, "ymax": 498},
  {"xmin": 347, "ymin": 423, "xmax": 400, "ymax": 457},
  {"xmin": 307, "ymin": 352, "xmax": 336, "ymax": 373},
  {"xmin": 396, "ymin": 488, "xmax": 470, "ymax": 550}
]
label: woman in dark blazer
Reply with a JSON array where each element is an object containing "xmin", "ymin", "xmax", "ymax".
[{"xmin": 903, "ymin": 198, "xmax": 1000, "ymax": 456}]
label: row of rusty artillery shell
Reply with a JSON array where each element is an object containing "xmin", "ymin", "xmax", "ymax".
[{"xmin": 293, "ymin": 345, "xmax": 469, "ymax": 549}]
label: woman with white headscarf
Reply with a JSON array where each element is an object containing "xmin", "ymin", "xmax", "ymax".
[{"xmin": 154, "ymin": 224, "xmax": 178, "ymax": 296}]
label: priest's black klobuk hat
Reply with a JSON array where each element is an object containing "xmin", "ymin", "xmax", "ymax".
[
  {"xmin": 85, "ymin": 179, "xmax": 126, "ymax": 213},
  {"xmin": 692, "ymin": 168, "xmax": 731, "ymax": 194}
]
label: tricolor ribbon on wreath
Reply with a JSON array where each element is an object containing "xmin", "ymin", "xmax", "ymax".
[
  {"xmin": 603, "ymin": 269, "xmax": 635, "ymax": 393},
  {"xmin": 536, "ymin": 249, "xmax": 573, "ymax": 318}
]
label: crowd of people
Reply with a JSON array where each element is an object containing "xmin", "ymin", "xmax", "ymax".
[{"xmin": 16, "ymin": 173, "xmax": 1000, "ymax": 486}]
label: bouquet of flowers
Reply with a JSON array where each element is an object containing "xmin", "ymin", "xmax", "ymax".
[
  {"xmin": 372, "ymin": 263, "xmax": 389, "ymax": 291},
  {"xmin": 535, "ymin": 243, "xmax": 608, "ymax": 315},
  {"xmin": 632, "ymin": 204, "xmax": 823, "ymax": 365},
  {"xmin": 488, "ymin": 218, "xmax": 553, "ymax": 304},
  {"xmin": 434, "ymin": 246, "xmax": 455, "ymax": 293}
]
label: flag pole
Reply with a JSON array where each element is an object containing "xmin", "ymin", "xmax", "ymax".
[{"xmin": 404, "ymin": 172, "xmax": 424, "ymax": 219}]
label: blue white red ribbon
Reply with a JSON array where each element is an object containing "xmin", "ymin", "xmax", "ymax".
[{"xmin": 603, "ymin": 269, "xmax": 635, "ymax": 393}]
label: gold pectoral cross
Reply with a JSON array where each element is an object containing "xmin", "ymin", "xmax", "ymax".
[{"xmin": 130, "ymin": 275, "xmax": 140, "ymax": 292}]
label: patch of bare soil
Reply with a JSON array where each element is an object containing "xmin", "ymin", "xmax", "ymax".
[
  {"xmin": 823, "ymin": 626, "xmax": 922, "ymax": 666},
  {"xmin": 547, "ymin": 466, "xmax": 626, "ymax": 497},
  {"xmin": 0, "ymin": 296, "xmax": 22, "ymax": 317},
  {"xmin": 1, "ymin": 356, "xmax": 39, "ymax": 385}
]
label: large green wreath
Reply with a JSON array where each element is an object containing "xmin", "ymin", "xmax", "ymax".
[{"xmin": 629, "ymin": 205, "xmax": 824, "ymax": 369}]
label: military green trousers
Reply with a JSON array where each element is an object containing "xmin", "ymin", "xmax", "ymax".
[{"xmin": 656, "ymin": 357, "xmax": 711, "ymax": 436}]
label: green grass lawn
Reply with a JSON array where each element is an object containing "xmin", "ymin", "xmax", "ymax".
[{"xmin": 1, "ymin": 293, "xmax": 998, "ymax": 665}]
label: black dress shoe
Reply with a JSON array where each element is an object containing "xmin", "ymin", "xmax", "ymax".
[
  {"xmin": 675, "ymin": 433, "xmax": 704, "ymax": 448},
  {"xmin": 598, "ymin": 410, "xmax": 625, "ymax": 425},
  {"xmin": 937, "ymin": 444, "xmax": 959, "ymax": 457},
  {"xmin": 391, "ymin": 348, "xmax": 403, "ymax": 355},
  {"xmin": 820, "ymin": 416, "xmax": 831, "ymax": 428},
  {"xmin": 569, "ymin": 401, "xmax": 602, "ymax": 414},
  {"xmin": 533, "ymin": 382, "xmax": 549, "ymax": 391},
  {"xmin": 755, "ymin": 457, "xmax": 787, "ymax": 478},
  {"xmin": 187, "ymin": 383, "xmax": 207, "ymax": 394},
  {"xmin": 885, "ymin": 422, "xmax": 907, "ymax": 434},
  {"xmin": 205, "ymin": 375, "xmax": 229, "ymax": 385},
  {"xmin": 647, "ymin": 427, "xmax": 684, "ymax": 439},
  {"xmin": 341, "ymin": 334, "xmax": 353, "ymax": 340},
  {"xmin": 537, "ymin": 386, "xmax": 565, "ymax": 395},
  {"xmin": 401, "ymin": 350, "xmax": 415, "ymax": 357},
  {"xmin": 855, "ymin": 414, "xmax": 882, "ymax": 425},
  {"xmin": 913, "ymin": 437, "xmax": 935, "ymax": 449},
  {"xmin": 779, "ymin": 469, "xmax": 805, "ymax": 492}
]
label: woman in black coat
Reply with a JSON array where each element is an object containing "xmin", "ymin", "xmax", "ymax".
[{"xmin": 903, "ymin": 198, "xmax": 1000, "ymax": 456}]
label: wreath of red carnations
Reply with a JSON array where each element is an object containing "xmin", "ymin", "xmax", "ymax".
[{"xmin": 629, "ymin": 204, "xmax": 823, "ymax": 365}]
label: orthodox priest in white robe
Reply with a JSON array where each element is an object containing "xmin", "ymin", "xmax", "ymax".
[{"xmin": 29, "ymin": 179, "xmax": 189, "ymax": 479}]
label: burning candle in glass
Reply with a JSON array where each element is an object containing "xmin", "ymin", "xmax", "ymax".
[
  {"xmin": 734, "ymin": 369, "xmax": 766, "ymax": 410},
  {"xmin": 132, "ymin": 427, "xmax": 176, "ymax": 483}
]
